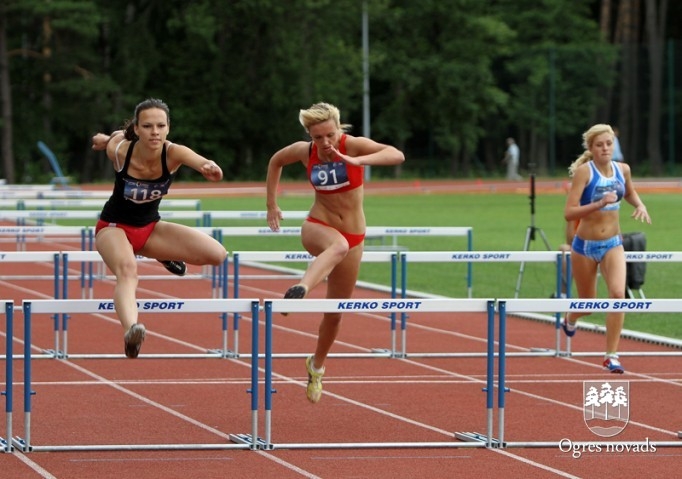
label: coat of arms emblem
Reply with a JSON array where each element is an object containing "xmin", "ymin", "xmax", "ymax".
[{"xmin": 583, "ymin": 381, "xmax": 629, "ymax": 437}]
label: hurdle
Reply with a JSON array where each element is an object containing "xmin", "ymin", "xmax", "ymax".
[
  {"xmin": 1, "ymin": 209, "xmax": 308, "ymax": 228},
  {"xmin": 211, "ymin": 225, "xmax": 472, "ymax": 252},
  {"xmin": 57, "ymin": 251, "xmax": 229, "ymax": 358},
  {"xmin": 230, "ymin": 251, "xmax": 399, "ymax": 356},
  {"xmin": 497, "ymin": 298, "xmax": 682, "ymax": 450},
  {"xmin": 0, "ymin": 183, "xmax": 68, "ymax": 199},
  {"xmin": 399, "ymin": 251, "xmax": 564, "ymax": 358},
  {"xmin": 0, "ymin": 252, "xmax": 63, "ymax": 357},
  {"xmin": 204, "ymin": 210, "xmax": 308, "ymax": 225},
  {"xmin": 0, "ymin": 198, "xmax": 201, "ymax": 210},
  {"xmin": 562, "ymin": 251, "xmax": 682, "ymax": 357},
  {"xmin": 13, "ymin": 298, "xmax": 261, "ymax": 452},
  {"xmin": 0, "ymin": 188, "xmax": 111, "ymax": 200},
  {"xmin": 1, "ymin": 301, "xmax": 13, "ymax": 452},
  {"xmin": 61, "ymin": 250, "xmax": 226, "ymax": 299},
  {"xmin": 0, "ymin": 225, "xmax": 91, "ymax": 251},
  {"xmin": 258, "ymin": 298, "xmax": 500, "ymax": 450}
]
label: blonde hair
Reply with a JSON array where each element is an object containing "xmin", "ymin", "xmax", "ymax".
[
  {"xmin": 298, "ymin": 102, "xmax": 352, "ymax": 133},
  {"xmin": 567, "ymin": 124, "xmax": 615, "ymax": 177}
]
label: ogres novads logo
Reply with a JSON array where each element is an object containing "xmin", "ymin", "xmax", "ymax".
[{"xmin": 583, "ymin": 381, "xmax": 629, "ymax": 437}]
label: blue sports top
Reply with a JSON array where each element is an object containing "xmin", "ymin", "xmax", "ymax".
[{"xmin": 579, "ymin": 161, "xmax": 625, "ymax": 211}]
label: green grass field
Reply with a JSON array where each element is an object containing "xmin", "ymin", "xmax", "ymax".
[{"xmin": 194, "ymin": 188, "xmax": 681, "ymax": 341}]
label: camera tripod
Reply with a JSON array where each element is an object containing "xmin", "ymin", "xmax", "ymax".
[{"xmin": 514, "ymin": 169, "xmax": 552, "ymax": 298}]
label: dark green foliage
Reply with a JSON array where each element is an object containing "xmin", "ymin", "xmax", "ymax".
[{"xmin": 0, "ymin": 0, "xmax": 676, "ymax": 184}]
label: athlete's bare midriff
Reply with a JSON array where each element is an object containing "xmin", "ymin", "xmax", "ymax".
[{"xmin": 308, "ymin": 187, "xmax": 366, "ymax": 234}]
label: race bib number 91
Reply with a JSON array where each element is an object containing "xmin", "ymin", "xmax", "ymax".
[{"xmin": 310, "ymin": 162, "xmax": 350, "ymax": 191}]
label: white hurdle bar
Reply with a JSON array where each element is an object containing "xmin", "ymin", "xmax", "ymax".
[
  {"xmin": 260, "ymin": 298, "xmax": 499, "ymax": 450},
  {"xmin": 0, "ymin": 198, "xmax": 202, "ymax": 209},
  {"xmin": 213, "ymin": 225, "xmax": 472, "ymax": 253},
  {"xmin": 230, "ymin": 251, "xmax": 399, "ymax": 357},
  {"xmin": 1, "ymin": 300, "xmax": 13, "ymax": 453},
  {"xmin": 0, "ymin": 188, "xmax": 111, "ymax": 200},
  {"xmin": 61, "ymin": 250, "xmax": 225, "ymax": 300},
  {"xmin": 498, "ymin": 298, "xmax": 682, "ymax": 450},
  {"xmin": 0, "ymin": 209, "xmax": 309, "ymax": 228},
  {"xmin": 0, "ymin": 225, "xmax": 91, "ymax": 251},
  {"xmin": 14, "ymin": 298, "xmax": 261, "ymax": 453}
]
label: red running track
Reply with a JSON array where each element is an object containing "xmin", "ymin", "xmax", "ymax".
[{"xmin": 1, "ymin": 240, "xmax": 681, "ymax": 479}]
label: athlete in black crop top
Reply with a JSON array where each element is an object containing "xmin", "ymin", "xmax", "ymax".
[
  {"xmin": 92, "ymin": 98, "xmax": 227, "ymax": 359},
  {"xmin": 99, "ymin": 139, "xmax": 174, "ymax": 226}
]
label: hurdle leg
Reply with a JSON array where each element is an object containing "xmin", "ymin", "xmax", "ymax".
[{"xmin": 2, "ymin": 302, "xmax": 13, "ymax": 453}]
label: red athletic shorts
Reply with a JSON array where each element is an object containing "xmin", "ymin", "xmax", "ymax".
[
  {"xmin": 305, "ymin": 216, "xmax": 365, "ymax": 249},
  {"xmin": 95, "ymin": 220, "xmax": 158, "ymax": 253}
]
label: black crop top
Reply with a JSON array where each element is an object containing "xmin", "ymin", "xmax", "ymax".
[{"xmin": 99, "ymin": 140, "xmax": 174, "ymax": 226}]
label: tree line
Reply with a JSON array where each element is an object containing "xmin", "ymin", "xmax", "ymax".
[{"xmin": 0, "ymin": 0, "xmax": 675, "ymax": 184}]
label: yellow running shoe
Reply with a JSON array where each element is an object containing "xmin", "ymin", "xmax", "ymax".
[{"xmin": 305, "ymin": 355, "xmax": 325, "ymax": 403}]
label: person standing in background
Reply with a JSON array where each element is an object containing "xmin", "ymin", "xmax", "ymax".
[{"xmin": 502, "ymin": 137, "xmax": 522, "ymax": 180}]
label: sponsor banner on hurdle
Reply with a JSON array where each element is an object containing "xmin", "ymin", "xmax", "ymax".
[
  {"xmin": 215, "ymin": 226, "xmax": 302, "ymax": 236},
  {"xmin": 0, "ymin": 198, "xmax": 201, "ymax": 209},
  {"xmin": 0, "ymin": 210, "xmax": 98, "ymax": 220},
  {"xmin": 268, "ymin": 298, "xmax": 490, "ymax": 314},
  {"xmin": 367, "ymin": 226, "xmax": 472, "ymax": 236},
  {"xmin": 23, "ymin": 298, "xmax": 258, "ymax": 314},
  {"xmin": 208, "ymin": 210, "xmax": 308, "ymax": 220},
  {"xmin": 502, "ymin": 298, "xmax": 678, "ymax": 313},
  {"xmin": 233, "ymin": 250, "xmax": 396, "ymax": 263},
  {"xmin": 624, "ymin": 252, "xmax": 682, "ymax": 262},
  {"xmin": 403, "ymin": 251, "xmax": 561, "ymax": 262},
  {"xmin": 0, "ymin": 226, "xmax": 88, "ymax": 235},
  {"xmin": 0, "ymin": 251, "xmax": 60, "ymax": 262}
]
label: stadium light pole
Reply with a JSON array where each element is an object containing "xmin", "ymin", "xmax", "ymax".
[{"xmin": 362, "ymin": 0, "xmax": 371, "ymax": 181}]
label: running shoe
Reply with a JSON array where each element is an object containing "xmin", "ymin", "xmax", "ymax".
[
  {"xmin": 282, "ymin": 284, "xmax": 308, "ymax": 316},
  {"xmin": 124, "ymin": 323, "xmax": 146, "ymax": 358},
  {"xmin": 603, "ymin": 356, "xmax": 625, "ymax": 374},
  {"xmin": 159, "ymin": 260, "xmax": 187, "ymax": 276},
  {"xmin": 284, "ymin": 284, "xmax": 307, "ymax": 299},
  {"xmin": 305, "ymin": 355, "xmax": 325, "ymax": 404},
  {"xmin": 561, "ymin": 317, "xmax": 577, "ymax": 337}
]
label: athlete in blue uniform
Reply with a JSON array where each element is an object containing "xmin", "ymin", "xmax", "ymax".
[{"xmin": 562, "ymin": 124, "xmax": 650, "ymax": 373}]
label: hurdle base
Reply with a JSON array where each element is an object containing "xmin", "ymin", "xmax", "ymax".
[
  {"xmin": 678, "ymin": 431, "xmax": 682, "ymax": 439},
  {"xmin": 1, "ymin": 437, "xmax": 13, "ymax": 453},
  {"xmin": 12, "ymin": 436, "xmax": 32, "ymax": 453},
  {"xmin": 529, "ymin": 347, "xmax": 556, "ymax": 353},
  {"xmin": 229, "ymin": 433, "xmax": 267, "ymax": 450},
  {"xmin": 454, "ymin": 431, "xmax": 501, "ymax": 447},
  {"xmin": 207, "ymin": 348, "xmax": 238, "ymax": 358},
  {"xmin": 371, "ymin": 348, "xmax": 393, "ymax": 356}
]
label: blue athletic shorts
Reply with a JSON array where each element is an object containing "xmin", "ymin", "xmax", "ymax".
[{"xmin": 571, "ymin": 234, "xmax": 623, "ymax": 263}]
